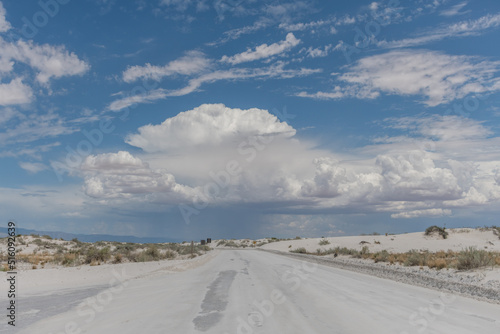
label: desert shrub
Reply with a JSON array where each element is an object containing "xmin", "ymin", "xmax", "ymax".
[
  {"xmin": 85, "ymin": 247, "xmax": 110, "ymax": 264},
  {"xmin": 225, "ymin": 241, "xmax": 239, "ymax": 248},
  {"xmin": 145, "ymin": 246, "xmax": 162, "ymax": 260},
  {"xmin": 361, "ymin": 245, "xmax": 370, "ymax": 255},
  {"xmin": 404, "ymin": 250, "xmax": 424, "ymax": 266},
  {"xmin": 373, "ymin": 250, "xmax": 390, "ymax": 263},
  {"xmin": 165, "ymin": 250, "xmax": 176, "ymax": 259},
  {"xmin": 113, "ymin": 254, "xmax": 123, "ymax": 264},
  {"xmin": 32, "ymin": 238, "xmax": 43, "ymax": 246},
  {"xmin": 42, "ymin": 235, "xmax": 52, "ymax": 240},
  {"xmin": 492, "ymin": 226, "xmax": 500, "ymax": 240},
  {"xmin": 290, "ymin": 247, "xmax": 307, "ymax": 254},
  {"xmin": 62, "ymin": 253, "xmax": 77, "ymax": 266},
  {"xmin": 425, "ymin": 226, "xmax": 448, "ymax": 239},
  {"xmin": 216, "ymin": 240, "xmax": 227, "ymax": 246},
  {"xmin": 318, "ymin": 239, "xmax": 330, "ymax": 246},
  {"xmin": 427, "ymin": 258, "xmax": 448, "ymax": 270},
  {"xmin": 456, "ymin": 247, "xmax": 493, "ymax": 270}
]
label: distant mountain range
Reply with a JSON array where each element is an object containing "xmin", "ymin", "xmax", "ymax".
[{"xmin": 0, "ymin": 227, "xmax": 182, "ymax": 244}]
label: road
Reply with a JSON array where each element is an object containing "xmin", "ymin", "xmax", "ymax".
[{"xmin": 13, "ymin": 250, "xmax": 500, "ymax": 333}]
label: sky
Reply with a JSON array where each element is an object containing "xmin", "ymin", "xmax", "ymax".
[{"xmin": 1, "ymin": 0, "xmax": 500, "ymax": 240}]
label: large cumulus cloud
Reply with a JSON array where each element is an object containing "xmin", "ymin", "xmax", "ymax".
[{"xmin": 78, "ymin": 104, "xmax": 500, "ymax": 220}]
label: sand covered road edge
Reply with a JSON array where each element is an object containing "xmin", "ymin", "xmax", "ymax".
[{"xmin": 259, "ymin": 249, "xmax": 500, "ymax": 304}]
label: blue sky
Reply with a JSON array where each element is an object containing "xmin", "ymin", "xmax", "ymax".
[{"xmin": 2, "ymin": 0, "xmax": 500, "ymax": 240}]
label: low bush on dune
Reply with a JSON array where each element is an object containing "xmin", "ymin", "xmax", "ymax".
[
  {"xmin": 456, "ymin": 247, "xmax": 494, "ymax": 270},
  {"xmin": 290, "ymin": 247, "xmax": 307, "ymax": 254},
  {"xmin": 425, "ymin": 226, "xmax": 448, "ymax": 239},
  {"xmin": 291, "ymin": 241, "xmax": 500, "ymax": 271},
  {"xmin": 318, "ymin": 239, "xmax": 330, "ymax": 246},
  {"xmin": 85, "ymin": 246, "xmax": 111, "ymax": 264}
]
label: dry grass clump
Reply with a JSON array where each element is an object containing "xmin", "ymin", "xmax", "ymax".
[
  {"xmin": 0, "ymin": 235, "xmax": 212, "ymax": 269},
  {"xmin": 318, "ymin": 239, "xmax": 330, "ymax": 246},
  {"xmin": 290, "ymin": 247, "xmax": 307, "ymax": 254},
  {"xmin": 293, "ymin": 243, "xmax": 500, "ymax": 271},
  {"xmin": 456, "ymin": 247, "xmax": 494, "ymax": 270}
]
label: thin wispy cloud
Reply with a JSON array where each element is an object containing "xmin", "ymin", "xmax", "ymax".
[
  {"xmin": 440, "ymin": 1, "xmax": 469, "ymax": 16},
  {"xmin": 221, "ymin": 33, "xmax": 301, "ymax": 64},
  {"xmin": 378, "ymin": 13, "xmax": 500, "ymax": 48}
]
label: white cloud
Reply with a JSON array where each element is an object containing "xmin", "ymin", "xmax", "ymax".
[
  {"xmin": 110, "ymin": 63, "xmax": 321, "ymax": 111},
  {"xmin": 0, "ymin": 78, "xmax": 33, "ymax": 106},
  {"xmin": 19, "ymin": 162, "xmax": 48, "ymax": 174},
  {"xmin": 0, "ymin": 30, "xmax": 89, "ymax": 108},
  {"xmin": 303, "ymin": 44, "xmax": 334, "ymax": 58},
  {"xmin": 221, "ymin": 33, "xmax": 300, "ymax": 65},
  {"xmin": 107, "ymin": 88, "xmax": 167, "ymax": 111},
  {"xmin": 126, "ymin": 103, "xmax": 296, "ymax": 153},
  {"xmin": 386, "ymin": 115, "xmax": 492, "ymax": 141},
  {"xmin": 378, "ymin": 13, "xmax": 500, "ymax": 48},
  {"xmin": 376, "ymin": 152, "xmax": 462, "ymax": 201},
  {"xmin": 298, "ymin": 50, "xmax": 500, "ymax": 106},
  {"xmin": 279, "ymin": 18, "xmax": 338, "ymax": 32},
  {"xmin": 440, "ymin": 1, "xmax": 468, "ymax": 16},
  {"xmin": 12, "ymin": 40, "xmax": 90, "ymax": 84},
  {"xmin": 0, "ymin": 110, "xmax": 75, "ymax": 145},
  {"xmin": 81, "ymin": 151, "xmax": 196, "ymax": 201},
  {"xmin": 73, "ymin": 105, "xmax": 500, "ymax": 221},
  {"xmin": 0, "ymin": 1, "xmax": 10, "ymax": 32},
  {"xmin": 122, "ymin": 50, "xmax": 210, "ymax": 83},
  {"xmin": 391, "ymin": 208, "xmax": 452, "ymax": 219}
]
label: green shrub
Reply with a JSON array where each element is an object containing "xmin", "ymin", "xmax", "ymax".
[
  {"xmin": 318, "ymin": 239, "xmax": 330, "ymax": 246},
  {"xmin": 290, "ymin": 247, "xmax": 307, "ymax": 254},
  {"xmin": 112, "ymin": 254, "xmax": 122, "ymax": 263},
  {"xmin": 85, "ymin": 247, "xmax": 110, "ymax": 264},
  {"xmin": 425, "ymin": 226, "xmax": 448, "ymax": 239},
  {"xmin": 144, "ymin": 246, "xmax": 162, "ymax": 260},
  {"xmin": 456, "ymin": 247, "xmax": 494, "ymax": 270},
  {"xmin": 404, "ymin": 250, "xmax": 423, "ymax": 266},
  {"xmin": 373, "ymin": 250, "xmax": 390, "ymax": 263}
]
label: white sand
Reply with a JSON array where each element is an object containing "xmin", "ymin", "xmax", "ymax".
[
  {"xmin": 13, "ymin": 251, "xmax": 219, "ymax": 296},
  {"xmin": 261, "ymin": 228, "xmax": 500, "ymax": 253}
]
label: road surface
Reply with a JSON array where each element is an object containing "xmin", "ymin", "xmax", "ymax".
[{"xmin": 12, "ymin": 250, "xmax": 500, "ymax": 333}]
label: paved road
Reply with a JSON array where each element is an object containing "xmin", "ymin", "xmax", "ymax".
[{"xmin": 15, "ymin": 250, "xmax": 500, "ymax": 333}]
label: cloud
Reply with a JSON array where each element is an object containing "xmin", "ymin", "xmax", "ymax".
[
  {"xmin": 107, "ymin": 88, "xmax": 167, "ymax": 111},
  {"xmin": 126, "ymin": 103, "xmax": 296, "ymax": 153},
  {"xmin": 122, "ymin": 50, "xmax": 210, "ymax": 83},
  {"xmin": 19, "ymin": 162, "xmax": 48, "ymax": 174},
  {"xmin": 110, "ymin": 62, "xmax": 321, "ymax": 111},
  {"xmin": 298, "ymin": 50, "xmax": 500, "ymax": 106},
  {"xmin": 0, "ymin": 110, "xmax": 75, "ymax": 145},
  {"xmin": 376, "ymin": 152, "xmax": 462, "ymax": 201},
  {"xmin": 378, "ymin": 13, "xmax": 500, "ymax": 48},
  {"xmin": 0, "ymin": 18, "xmax": 89, "ymax": 108},
  {"xmin": 210, "ymin": 20, "xmax": 270, "ymax": 46},
  {"xmin": 11, "ymin": 40, "xmax": 90, "ymax": 84},
  {"xmin": 0, "ymin": 1, "xmax": 10, "ymax": 32},
  {"xmin": 159, "ymin": 0, "xmax": 210, "ymax": 13},
  {"xmin": 221, "ymin": 33, "xmax": 300, "ymax": 65},
  {"xmin": 0, "ymin": 78, "xmax": 33, "ymax": 106},
  {"xmin": 385, "ymin": 115, "xmax": 492, "ymax": 141},
  {"xmin": 75, "ymin": 105, "xmax": 500, "ymax": 222},
  {"xmin": 391, "ymin": 208, "xmax": 452, "ymax": 219},
  {"xmin": 440, "ymin": 1, "xmax": 468, "ymax": 16},
  {"xmin": 81, "ymin": 151, "xmax": 196, "ymax": 200}
]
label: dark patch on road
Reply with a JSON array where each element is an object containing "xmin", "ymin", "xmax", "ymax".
[
  {"xmin": 193, "ymin": 270, "xmax": 237, "ymax": 331},
  {"xmin": 0, "ymin": 285, "xmax": 108, "ymax": 333}
]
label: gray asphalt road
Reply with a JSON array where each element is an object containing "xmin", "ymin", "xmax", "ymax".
[{"xmin": 13, "ymin": 250, "xmax": 500, "ymax": 333}]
